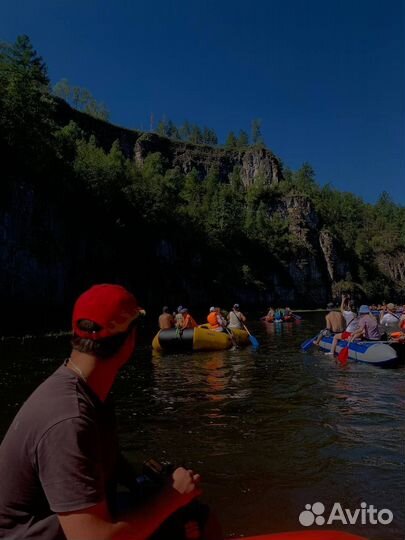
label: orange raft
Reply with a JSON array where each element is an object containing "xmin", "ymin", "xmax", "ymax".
[{"xmin": 235, "ymin": 532, "xmax": 366, "ymax": 540}]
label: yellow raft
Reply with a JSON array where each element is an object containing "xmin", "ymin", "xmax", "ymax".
[{"xmin": 152, "ymin": 325, "xmax": 250, "ymax": 353}]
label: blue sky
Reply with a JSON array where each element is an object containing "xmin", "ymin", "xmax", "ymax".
[{"xmin": 2, "ymin": 0, "xmax": 404, "ymax": 203}]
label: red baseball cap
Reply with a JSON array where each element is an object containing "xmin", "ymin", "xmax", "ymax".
[{"xmin": 72, "ymin": 284, "xmax": 140, "ymax": 340}]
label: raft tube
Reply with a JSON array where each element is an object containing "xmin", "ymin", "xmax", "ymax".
[
  {"xmin": 318, "ymin": 335, "xmax": 399, "ymax": 367},
  {"xmin": 152, "ymin": 326, "xmax": 250, "ymax": 353}
]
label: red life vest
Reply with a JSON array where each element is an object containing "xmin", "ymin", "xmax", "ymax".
[{"xmin": 207, "ymin": 312, "xmax": 220, "ymax": 328}]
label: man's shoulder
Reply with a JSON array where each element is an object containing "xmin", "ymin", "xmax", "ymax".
[{"xmin": 15, "ymin": 367, "xmax": 97, "ymax": 438}]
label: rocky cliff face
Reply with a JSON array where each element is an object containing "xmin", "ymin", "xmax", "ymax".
[
  {"xmin": 134, "ymin": 133, "xmax": 281, "ymax": 187},
  {"xmin": 58, "ymin": 100, "xmax": 282, "ymax": 187},
  {"xmin": 0, "ymin": 103, "xmax": 387, "ymax": 333}
]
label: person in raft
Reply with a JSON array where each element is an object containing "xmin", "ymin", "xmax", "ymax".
[
  {"xmin": 349, "ymin": 304, "xmax": 381, "ymax": 342},
  {"xmin": 379, "ymin": 302, "xmax": 399, "ymax": 327},
  {"xmin": 265, "ymin": 307, "xmax": 275, "ymax": 321},
  {"xmin": 314, "ymin": 302, "xmax": 346, "ymax": 345},
  {"xmin": 326, "ymin": 299, "xmax": 359, "ymax": 356},
  {"xmin": 159, "ymin": 306, "xmax": 174, "ymax": 330},
  {"xmin": 180, "ymin": 308, "xmax": 198, "ymax": 330},
  {"xmin": 227, "ymin": 304, "xmax": 246, "ymax": 329},
  {"xmin": 174, "ymin": 305, "xmax": 185, "ymax": 329},
  {"xmin": 0, "ymin": 284, "xmax": 222, "ymax": 540},
  {"xmin": 207, "ymin": 307, "xmax": 227, "ymax": 332}
]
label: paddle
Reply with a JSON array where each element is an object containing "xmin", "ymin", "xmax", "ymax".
[
  {"xmin": 292, "ymin": 313, "xmax": 302, "ymax": 320},
  {"xmin": 232, "ymin": 309, "xmax": 260, "ymax": 348},
  {"xmin": 337, "ymin": 342, "xmax": 350, "ymax": 365},
  {"xmin": 300, "ymin": 333, "xmax": 321, "ymax": 352},
  {"xmin": 224, "ymin": 326, "xmax": 239, "ymax": 350},
  {"xmin": 336, "ymin": 313, "xmax": 360, "ymax": 364},
  {"xmin": 244, "ymin": 324, "xmax": 260, "ymax": 348}
]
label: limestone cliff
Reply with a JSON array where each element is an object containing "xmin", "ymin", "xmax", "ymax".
[
  {"xmin": 0, "ymin": 102, "xmax": 400, "ymax": 333},
  {"xmin": 57, "ymin": 100, "xmax": 282, "ymax": 187}
]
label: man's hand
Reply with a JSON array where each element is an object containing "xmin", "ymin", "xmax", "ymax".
[{"xmin": 172, "ymin": 467, "xmax": 201, "ymax": 495}]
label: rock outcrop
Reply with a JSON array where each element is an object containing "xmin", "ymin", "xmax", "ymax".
[{"xmin": 58, "ymin": 100, "xmax": 282, "ymax": 188}]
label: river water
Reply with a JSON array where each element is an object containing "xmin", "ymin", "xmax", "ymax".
[{"xmin": 0, "ymin": 313, "xmax": 404, "ymax": 539}]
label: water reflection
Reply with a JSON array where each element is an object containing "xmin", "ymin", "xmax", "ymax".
[{"xmin": 0, "ymin": 315, "xmax": 404, "ymax": 539}]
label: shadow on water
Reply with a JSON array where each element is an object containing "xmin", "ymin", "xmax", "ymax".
[{"xmin": 0, "ymin": 313, "xmax": 404, "ymax": 539}]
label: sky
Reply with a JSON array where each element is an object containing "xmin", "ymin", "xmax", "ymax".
[{"xmin": 1, "ymin": 0, "xmax": 404, "ymax": 204}]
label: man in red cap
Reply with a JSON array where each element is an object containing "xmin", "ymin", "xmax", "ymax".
[{"xmin": 0, "ymin": 284, "xmax": 219, "ymax": 540}]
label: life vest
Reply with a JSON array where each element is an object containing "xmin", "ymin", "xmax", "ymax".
[
  {"xmin": 207, "ymin": 312, "xmax": 220, "ymax": 328},
  {"xmin": 183, "ymin": 314, "xmax": 197, "ymax": 329}
]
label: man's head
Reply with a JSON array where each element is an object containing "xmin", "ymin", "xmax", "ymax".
[
  {"xmin": 387, "ymin": 302, "xmax": 395, "ymax": 311},
  {"xmin": 233, "ymin": 304, "xmax": 240, "ymax": 310},
  {"xmin": 72, "ymin": 284, "xmax": 140, "ymax": 361},
  {"xmin": 327, "ymin": 302, "xmax": 335, "ymax": 311},
  {"xmin": 162, "ymin": 306, "xmax": 169, "ymax": 313},
  {"xmin": 359, "ymin": 304, "xmax": 370, "ymax": 315}
]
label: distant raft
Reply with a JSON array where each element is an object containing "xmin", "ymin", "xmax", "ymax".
[
  {"xmin": 318, "ymin": 335, "xmax": 404, "ymax": 367},
  {"xmin": 152, "ymin": 325, "xmax": 250, "ymax": 353}
]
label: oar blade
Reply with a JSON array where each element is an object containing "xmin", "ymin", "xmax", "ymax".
[
  {"xmin": 338, "ymin": 345, "xmax": 349, "ymax": 365},
  {"xmin": 249, "ymin": 334, "xmax": 260, "ymax": 349},
  {"xmin": 301, "ymin": 336, "xmax": 315, "ymax": 351}
]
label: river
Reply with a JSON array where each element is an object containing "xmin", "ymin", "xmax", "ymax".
[{"xmin": 0, "ymin": 312, "xmax": 404, "ymax": 539}]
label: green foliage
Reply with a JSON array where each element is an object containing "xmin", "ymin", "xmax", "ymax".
[
  {"xmin": 237, "ymin": 130, "xmax": 249, "ymax": 147},
  {"xmin": 1, "ymin": 35, "xmax": 404, "ymax": 306},
  {"xmin": 155, "ymin": 118, "xmax": 218, "ymax": 146},
  {"xmin": 225, "ymin": 131, "xmax": 237, "ymax": 148},
  {"xmin": 0, "ymin": 35, "xmax": 55, "ymax": 166},
  {"xmin": 53, "ymin": 78, "xmax": 109, "ymax": 121},
  {"xmin": 251, "ymin": 118, "xmax": 264, "ymax": 145}
]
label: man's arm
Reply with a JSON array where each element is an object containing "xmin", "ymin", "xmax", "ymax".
[
  {"xmin": 350, "ymin": 318, "xmax": 365, "ymax": 341},
  {"xmin": 58, "ymin": 468, "xmax": 201, "ymax": 540},
  {"xmin": 325, "ymin": 314, "xmax": 331, "ymax": 330}
]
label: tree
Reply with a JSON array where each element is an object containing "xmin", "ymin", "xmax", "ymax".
[
  {"xmin": 202, "ymin": 127, "xmax": 218, "ymax": 146},
  {"xmin": 237, "ymin": 130, "xmax": 249, "ymax": 147},
  {"xmin": 225, "ymin": 131, "xmax": 237, "ymax": 148},
  {"xmin": 251, "ymin": 118, "xmax": 264, "ymax": 145},
  {"xmin": 0, "ymin": 35, "xmax": 55, "ymax": 166},
  {"xmin": 53, "ymin": 78, "xmax": 110, "ymax": 121},
  {"xmin": 53, "ymin": 78, "xmax": 71, "ymax": 101},
  {"xmin": 179, "ymin": 121, "xmax": 192, "ymax": 141},
  {"xmin": 189, "ymin": 125, "xmax": 203, "ymax": 145}
]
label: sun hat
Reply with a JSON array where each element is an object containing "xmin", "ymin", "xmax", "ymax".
[
  {"xmin": 359, "ymin": 305, "xmax": 370, "ymax": 314},
  {"xmin": 209, "ymin": 306, "xmax": 216, "ymax": 312},
  {"xmin": 72, "ymin": 284, "xmax": 139, "ymax": 340},
  {"xmin": 233, "ymin": 304, "xmax": 240, "ymax": 309},
  {"xmin": 327, "ymin": 302, "xmax": 335, "ymax": 310},
  {"xmin": 387, "ymin": 303, "xmax": 395, "ymax": 310}
]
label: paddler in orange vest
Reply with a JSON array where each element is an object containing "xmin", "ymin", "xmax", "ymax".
[
  {"xmin": 180, "ymin": 308, "xmax": 198, "ymax": 329},
  {"xmin": 207, "ymin": 306, "xmax": 227, "ymax": 332}
]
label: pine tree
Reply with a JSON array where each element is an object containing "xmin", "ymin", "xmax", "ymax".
[
  {"xmin": 0, "ymin": 35, "xmax": 55, "ymax": 165},
  {"xmin": 237, "ymin": 130, "xmax": 249, "ymax": 147},
  {"xmin": 251, "ymin": 118, "xmax": 264, "ymax": 145},
  {"xmin": 225, "ymin": 131, "xmax": 237, "ymax": 148}
]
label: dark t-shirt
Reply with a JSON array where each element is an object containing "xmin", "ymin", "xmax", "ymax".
[{"xmin": 0, "ymin": 365, "xmax": 118, "ymax": 540}]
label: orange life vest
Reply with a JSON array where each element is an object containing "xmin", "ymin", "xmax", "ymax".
[
  {"xmin": 207, "ymin": 312, "xmax": 220, "ymax": 328},
  {"xmin": 183, "ymin": 314, "xmax": 197, "ymax": 329}
]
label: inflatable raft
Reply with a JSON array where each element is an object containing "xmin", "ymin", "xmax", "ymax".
[
  {"xmin": 152, "ymin": 326, "xmax": 250, "ymax": 353},
  {"xmin": 236, "ymin": 533, "xmax": 366, "ymax": 540},
  {"xmin": 263, "ymin": 316, "xmax": 294, "ymax": 323},
  {"xmin": 318, "ymin": 335, "xmax": 401, "ymax": 367},
  {"xmin": 236, "ymin": 532, "xmax": 366, "ymax": 539}
]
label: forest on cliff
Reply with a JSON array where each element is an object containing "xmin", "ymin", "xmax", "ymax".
[{"xmin": 1, "ymin": 36, "xmax": 404, "ymax": 329}]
